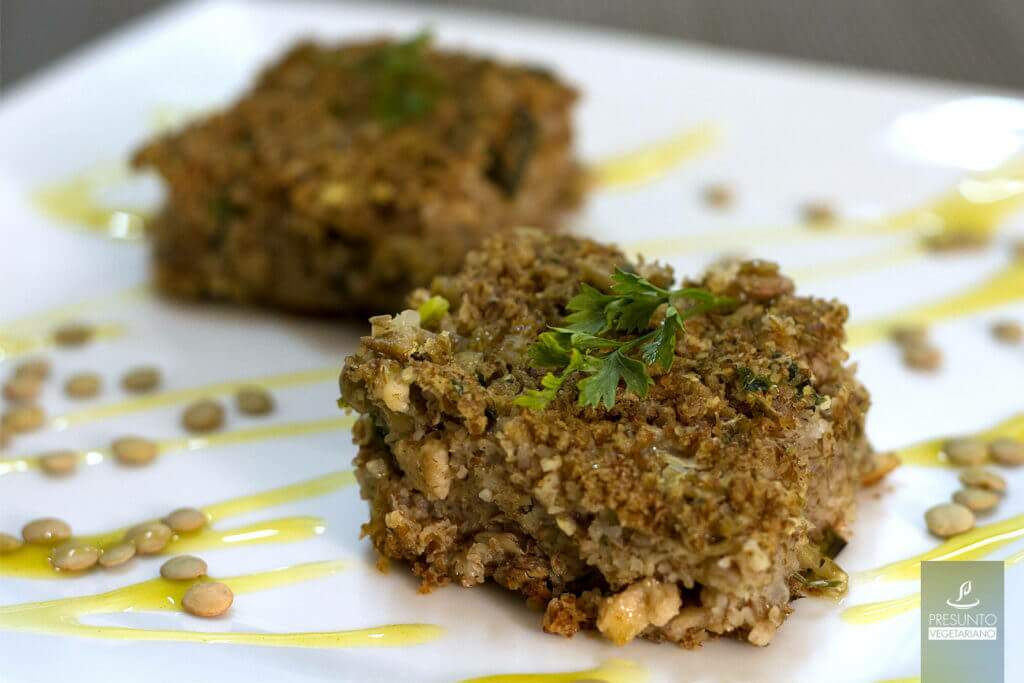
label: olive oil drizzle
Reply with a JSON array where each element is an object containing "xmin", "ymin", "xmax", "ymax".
[
  {"xmin": 0, "ymin": 560, "xmax": 443, "ymax": 648},
  {"xmin": 0, "ymin": 470, "xmax": 355, "ymax": 578},
  {"xmin": 32, "ymin": 163, "xmax": 150, "ymax": 241},
  {"xmin": 845, "ymin": 259, "xmax": 1024, "ymax": 348},
  {"xmin": 842, "ymin": 547, "xmax": 1023, "ymax": 625},
  {"xmin": 460, "ymin": 658, "xmax": 648, "ymax": 683},
  {"xmin": 0, "ymin": 324, "xmax": 126, "ymax": 361},
  {"xmin": 588, "ymin": 123, "xmax": 720, "ymax": 190},
  {"xmin": 895, "ymin": 413, "xmax": 1024, "ymax": 467},
  {"xmin": 48, "ymin": 366, "xmax": 339, "ymax": 430},
  {"xmin": 0, "ymin": 416, "xmax": 355, "ymax": 477}
]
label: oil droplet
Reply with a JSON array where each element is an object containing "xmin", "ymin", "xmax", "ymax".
[
  {"xmin": 589, "ymin": 123, "xmax": 720, "ymax": 190},
  {"xmin": 0, "ymin": 470, "xmax": 355, "ymax": 578},
  {"xmin": 460, "ymin": 659, "xmax": 648, "ymax": 683},
  {"xmin": 846, "ymin": 260, "xmax": 1024, "ymax": 348},
  {"xmin": 1, "ymin": 416, "xmax": 355, "ymax": 477},
  {"xmin": 857, "ymin": 513, "xmax": 1024, "ymax": 583},
  {"xmin": 896, "ymin": 413, "xmax": 1024, "ymax": 467},
  {"xmin": 0, "ymin": 560, "xmax": 443, "ymax": 648},
  {"xmin": 49, "ymin": 366, "xmax": 339, "ymax": 430},
  {"xmin": 32, "ymin": 163, "xmax": 150, "ymax": 240}
]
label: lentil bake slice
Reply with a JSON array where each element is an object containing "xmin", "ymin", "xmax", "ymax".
[
  {"xmin": 340, "ymin": 228, "xmax": 872, "ymax": 648},
  {"xmin": 133, "ymin": 37, "xmax": 582, "ymax": 315}
]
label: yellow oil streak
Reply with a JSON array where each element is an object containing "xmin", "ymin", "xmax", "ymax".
[
  {"xmin": 857, "ymin": 513, "xmax": 1024, "ymax": 583},
  {"xmin": 460, "ymin": 659, "xmax": 648, "ymax": 683},
  {"xmin": 0, "ymin": 470, "xmax": 355, "ymax": 578},
  {"xmin": 49, "ymin": 366, "xmax": 338, "ymax": 430},
  {"xmin": 0, "ymin": 560, "xmax": 443, "ymax": 648},
  {"xmin": 0, "ymin": 416, "xmax": 355, "ymax": 476},
  {"xmin": 896, "ymin": 413, "xmax": 1024, "ymax": 467},
  {"xmin": 787, "ymin": 242, "xmax": 923, "ymax": 284},
  {"xmin": 843, "ymin": 549, "xmax": 1024, "ymax": 625},
  {"xmin": 0, "ymin": 324, "xmax": 125, "ymax": 362},
  {"xmin": 588, "ymin": 123, "xmax": 720, "ymax": 190},
  {"xmin": 846, "ymin": 260, "xmax": 1024, "ymax": 348},
  {"xmin": 32, "ymin": 163, "xmax": 149, "ymax": 240},
  {"xmin": 0, "ymin": 285, "xmax": 148, "ymax": 335}
]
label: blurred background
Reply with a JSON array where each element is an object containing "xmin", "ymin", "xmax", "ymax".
[{"xmin": 3, "ymin": 0, "xmax": 1024, "ymax": 92}]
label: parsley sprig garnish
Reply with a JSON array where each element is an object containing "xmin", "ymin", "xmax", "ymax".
[
  {"xmin": 365, "ymin": 31, "xmax": 440, "ymax": 127},
  {"xmin": 514, "ymin": 269, "xmax": 736, "ymax": 410}
]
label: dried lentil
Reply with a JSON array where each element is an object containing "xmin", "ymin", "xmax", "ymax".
[
  {"xmin": 990, "ymin": 320, "xmax": 1022, "ymax": 345},
  {"xmin": 2, "ymin": 404, "xmax": 45, "ymax": 433},
  {"xmin": 50, "ymin": 543, "xmax": 100, "ymax": 572},
  {"xmin": 182, "ymin": 399, "xmax": 225, "ymax": 433},
  {"xmin": 902, "ymin": 343, "xmax": 942, "ymax": 372},
  {"xmin": 958, "ymin": 467, "xmax": 1006, "ymax": 492},
  {"xmin": 39, "ymin": 450, "xmax": 79, "ymax": 477},
  {"xmin": 3, "ymin": 376, "xmax": 42, "ymax": 403},
  {"xmin": 164, "ymin": 507, "xmax": 207, "ymax": 533},
  {"xmin": 98, "ymin": 542, "xmax": 136, "ymax": 568},
  {"xmin": 22, "ymin": 517, "xmax": 71, "ymax": 545},
  {"xmin": 182, "ymin": 581, "xmax": 233, "ymax": 617},
  {"xmin": 111, "ymin": 436, "xmax": 159, "ymax": 466},
  {"xmin": 944, "ymin": 438, "xmax": 987, "ymax": 466},
  {"xmin": 952, "ymin": 487, "xmax": 1000, "ymax": 513},
  {"xmin": 0, "ymin": 532, "xmax": 23, "ymax": 554},
  {"xmin": 121, "ymin": 366, "xmax": 162, "ymax": 393},
  {"xmin": 125, "ymin": 522, "xmax": 172, "ymax": 555},
  {"xmin": 53, "ymin": 322, "xmax": 94, "ymax": 347},
  {"xmin": 14, "ymin": 358, "xmax": 50, "ymax": 381},
  {"xmin": 801, "ymin": 201, "xmax": 836, "ymax": 228},
  {"xmin": 989, "ymin": 437, "xmax": 1024, "ymax": 466},
  {"xmin": 925, "ymin": 503, "xmax": 975, "ymax": 538},
  {"xmin": 236, "ymin": 386, "xmax": 274, "ymax": 416},
  {"xmin": 702, "ymin": 183, "xmax": 734, "ymax": 209},
  {"xmin": 64, "ymin": 372, "xmax": 102, "ymax": 399},
  {"xmin": 160, "ymin": 555, "xmax": 208, "ymax": 580}
]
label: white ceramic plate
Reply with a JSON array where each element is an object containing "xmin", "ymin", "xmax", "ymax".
[{"xmin": 1, "ymin": 1, "xmax": 1022, "ymax": 681}]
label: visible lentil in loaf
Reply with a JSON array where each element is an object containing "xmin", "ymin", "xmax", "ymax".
[
  {"xmin": 133, "ymin": 39, "xmax": 582, "ymax": 315},
  {"xmin": 340, "ymin": 228, "xmax": 872, "ymax": 648}
]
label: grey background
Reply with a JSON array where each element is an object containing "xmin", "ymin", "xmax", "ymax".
[{"xmin": 3, "ymin": 0, "xmax": 1024, "ymax": 92}]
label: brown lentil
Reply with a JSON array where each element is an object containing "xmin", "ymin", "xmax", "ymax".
[
  {"xmin": 989, "ymin": 437, "xmax": 1024, "ymax": 466},
  {"xmin": 0, "ymin": 532, "xmax": 23, "ymax": 554},
  {"xmin": 64, "ymin": 372, "xmax": 102, "ymax": 399},
  {"xmin": 182, "ymin": 399, "xmax": 225, "ymax": 433},
  {"xmin": 702, "ymin": 183, "xmax": 734, "ymax": 209},
  {"xmin": 236, "ymin": 386, "xmax": 274, "ymax": 416},
  {"xmin": 53, "ymin": 322, "xmax": 94, "ymax": 347},
  {"xmin": 125, "ymin": 521, "xmax": 172, "ymax": 555},
  {"xmin": 22, "ymin": 517, "xmax": 72, "ymax": 545},
  {"xmin": 14, "ymin": 358, "xmax": 51, "ymax": 382},
  {"xmin": 901, "ymin": 343, "xmax": 942, "ymax": 372},
  {"xmin": 160, "ymin": 555, "xmax": 208, "ymax": 580},
  {"xmin": 889, "ymin": 324, "xmax": 929, "ymax": 347},
  {"xmin": 944, "ymin": 438, "xmax": 987, "ymax": 466},
  {"xmin": 164, "ymin": 507, "xmax": 207, "ymax": 533},
  {"xmin": 39, "ymin": 450, "xmax": 79, "ymax": 477},
  {"xmin": 50, "ymin": 543, "xmax": 100, "ymax": 572},
  {"xmin": 98, "ymin": 541, "xmax": 136, "ymax": 568},
  {"xmin": 2, "ymin": 404, "xmax": 45, "ymax": 433},
  {"xmin": 860, "ymin": 451, "xmax": 900, "ymax": 486},
  {"xmin": 958, "ymin": 467, "xmax": 1007, "ymax": 492},
  {"xmin": 990, "ymin": 320, "xmax": 1022, "ymax": 345},
  {"xmin": 952, "ymin": 487, "xmax": 1001, "ymax": 513},
  {"xmin": 182, "ymin": 581, "xmax": 233, "ymax": 617},
  {"xmin": 121, "ymin": 366, "xmax": 162, "ymax": 393},
  {"xmin": 111, "ymin": 436, "xmax": 159, "ymax": 466},
  {"xmin": 801, "ymin": 201, "xmax": 836, "ymax": 228},
  {"xmin": 3, "ymin": 376, "xmax": 42, "ymax": 403},
  {"xmin": 925, "ymin": 503, "xmax": 975, "ymax": 538}
]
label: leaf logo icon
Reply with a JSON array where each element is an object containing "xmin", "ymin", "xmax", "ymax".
[
  {"xmin": 958, "ymin": 581, "xmax": 972, "ymax": 602},
  {"xmin": 947, "ymin": 579, "xmax": 980, "ymax": 609}
]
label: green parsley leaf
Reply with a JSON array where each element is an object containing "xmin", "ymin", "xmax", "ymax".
[
  {"xmin": 417, "ymin": 295, "xmax": 449, "ymax": 326},
  {"xmin": 577, "ymin": 350, "xmax": 652, "ymax": 409},
  {"xmin": 639, "ymin": 307, "xmax": 684, "ymax": 370},
  {"xmin": 366, "ymin": 31, "xmax": 441, "ymax": 127},
  {"xmin": 526, "ymin": 331, "xmax": 573, "ymax": 368}
]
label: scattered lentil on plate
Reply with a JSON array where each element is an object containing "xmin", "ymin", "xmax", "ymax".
[
  {"xmin": 111, "ymin": 436, "xmax": 159, "ymax": 466},
  {"xmin": 925, "ymin": 503, "xmax": 975, "ymax": 538},
  {"xmin": 39, "ymin": 450, "xmax": 79, "ymax": 477},
  {"xmin": 64, "ymin": 372, "xmax": 102, "ymax": 399},
  {"xmin": 801, "ymin": 201, "xmax": 836, "ymax": 228},
  {"xmin": 50, "ymin": 543, "xmax": 100, "ymax": 572},
  {"xmin": 2, "ymin": 404, "xmax": 45, "ymax": 433},
  {"xmin": 3, "ymin": 376, "xmax": 42, "ymax": 403},
  {"xmin": 0, "ymin": 532, "xmax": 23, "ymax": 553},
  {"xmin": 952, "ymin": 487, "xmax": 1001, "ymax": 513},
  {"xmin": 125, "ymin": 521, "xmax": 172, "ymax": 555},
  {"xmin": 98, "ymin": 541, "xmax": 136, "ymax": 568},
  {"xmin": 702, "ymin": 183, "xmax": 734, "ymax": 209},
  {"xmin": 958, "ymin": 467, "xmax": 1007, "ymax": 492},
  {"xmin": 943, "ymin": 438, "xmax": 987, "ymax": 466},
  {"xmin": 889, "ymin": 324, "xmax": 928, "ymax": 348},
  {"xmin": 901, "ymin": 343, "xmax": 942, "ymax": 372},
  {"xmin": 182, "ymin": 581, "xmax": 233, "ymax": 617},
  {"xmin": 236, "ymin": 386, "xmax": 274, "ymax": 416},
  {"xmin": 990, "ymin": 320, "xmax": 1022, "ymax": 345},
  {"xmin": 14, "ymin": 358, "xmax": 50, "ymax": 381},
  {"xmin": 52, "ymin": 322, "xmax": 94, "ymax": 347},
  {"xmin": 160, "ymin": 555, "xmax": 208, "ymax": 580},
  {"xmin": 989, "ymin": 437, "xmax": 1024, "ymax": 466},
  {"xmin": 182, "ymin": 399, "xmax": 225, "ymax": 433},
  {"xmin": 121, "ymin": 366, "xmax": 162, "ymax": 393},
  {"xmin": 21, "ymin": 517, "xmax": 72, "ymax": 545},
  {"xmin": 164, "ymin": 507, "xmax": 207, "ymax": 533}
]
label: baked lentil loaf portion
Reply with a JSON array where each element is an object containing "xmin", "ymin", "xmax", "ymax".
[
  {"xmin": 132, "ymin": 38, "xmax": 582, "ymax": 315},
  {"xmin": 340, "ymin": 228, "xmax": 872, "ymax": 648}
]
